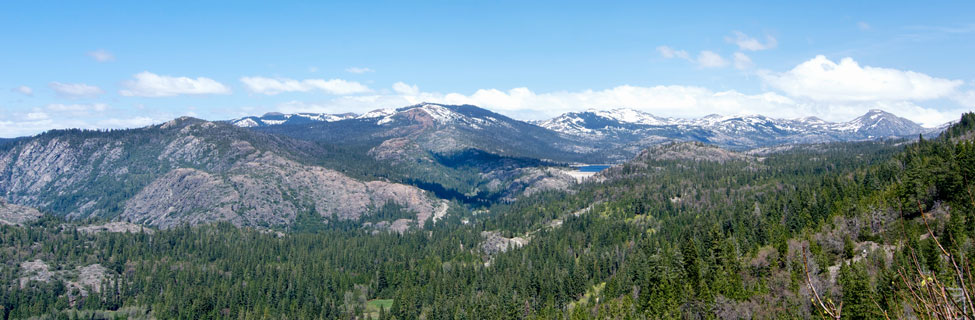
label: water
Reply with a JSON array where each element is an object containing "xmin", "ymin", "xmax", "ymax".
[{"xmin": 576, "ymin": 165, "xmax": 611, "ymax": 172}]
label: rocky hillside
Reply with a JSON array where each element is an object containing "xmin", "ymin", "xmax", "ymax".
[
  {"xmin": 633, "ymin": 141, "xmax": 752, "ymax": 164},
  {"xmin": 0, "ymin": 117, "xmax": 443, "ymax": 229}
]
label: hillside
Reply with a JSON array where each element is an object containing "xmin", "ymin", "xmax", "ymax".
[
  {"xmin": 252, "ymin": 104, "xmax": 590, "ymax": 204},
  {"xmin": 0, "ymin": 117, "xmax": 443, "ymax": 229}
]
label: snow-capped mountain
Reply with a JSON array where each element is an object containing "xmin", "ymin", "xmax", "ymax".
[
  {"xmin": 536, "ymin": 108, "xmax": 934, "ymax": 149},
  {"xmin": 369, "ymin": 103, "xmax": 512, "ymax": 129},
  {"xmin": 249, "ymin": 103, "xmax": 593, "ymax": 162},
  {"xmin": 230, "ymin": 112, "xmax": 357, "ymax": 127},
  {"xmin": 228, "ymin": 104, "xmax": 942, "ymax": 162},
  {"xmin": 828, "ymin": 109, "xmax": 925, "ymax": 137},
  {"xmin": 534, "ymin": 108, "xmax": 674, "ymax": 135},
  {"xmin": 230, "ymin": 103, "xmax": 509, "ymax": 129}
]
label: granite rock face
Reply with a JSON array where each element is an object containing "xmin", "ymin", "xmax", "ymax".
[
  {"xmin": 0, "ymin": 198, "xmax": 42, "ymax": 226},
  {"xmin": 0, "ymin": 118, "xmax": 440, "ymax": 229}
]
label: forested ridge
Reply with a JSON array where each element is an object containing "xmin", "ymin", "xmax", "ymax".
[{"xmin": 2, "ymin": 113, "xmax": 974, "ymax": 319}]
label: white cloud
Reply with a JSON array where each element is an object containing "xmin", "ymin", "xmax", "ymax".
[
  {"xmin": 286, "ymin": 84, "xmax": 799, "ymax": 121},
  {"xmin": 47, "ymin": 103, "xmax": 109, "ymax": 116},
  {"xmin": 346, "ymin": 67, "xmax": 374, "ymax": 74},
  {"xmin": 733, "ymin": 52, "xmax": 754, "ymax": 70},
  {"xmin": 954, "ymin": 90, "xmax": 975, "ymax": 107},
  {"xmin": 726, "ymin": 31, "xmax": 777, "ymax": 51},
  {"xmin": 696, "ymin": 51, "xmax": 728, "ymax": 68},
  {"xmin": 760, "ymin": 55, "xmax": 963, "ymax": 102},
  {"xmin": 0, "ymin": 117, "xmax": 163, "ymax": 138},
  {"xmin": 857, "ymin": 22, "xmax": 871, "ymax": 31},
  {"xmin": 120, "ymin": 72, "xmax": 231, "ymax": 97},
  {"xmin": 659, "ymin": 46, "xmax": 730, "ymax": 69},
  {"xmin": 87, "ymin": 49, "xmax": 115, "ymax": 62},
  {"xmin": 657, "ymin": 46, "xmax": 690, "ymax": 60},
  {"xmin": 26, "ymin": 112, "xmax": 49, "ymax": 120},
  {"xmin": 392, "ymin": 82, "xmax": 420, "ymax": 95},
  {"xmin": 268, "ymin": 81, "xmax": 969, "ymax": 127},
  {"xmin": 240, "ymin": 77, "xmax": 371, "ymax": 95},
  {"xmin": 95, "ymin": 117, "xmax": 157, "ymax": 128},
  {"xmin": 49, "ymin": 82, "xmax": 104, "ymax": 98},
  {"xmin": 273, "ymin": 101, "xmax": 345, "ymax": 114},
  {"xmin": 11, "ymin": 86, "xmax": 32, "ymax": 96}
]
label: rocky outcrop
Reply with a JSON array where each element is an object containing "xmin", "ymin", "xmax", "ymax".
[
  {"xmin": 0, "ymin": 198, "xmax": 42, "ymax": 225},
  {"xmin": 78, "ymin": 222, "xmax": 154, "ymax": 234},
  {"xmin": 120, "ymin": 168, "xmax": 243, "ymax": 227},
  {"xmin": 508, "ymin": 168, "xmax": 576, "ymax": 198},
  {"xmin": 18, "ymin": 260, "xmax": 54, "ymax": 288},
  {"xmin": 480, "ymin": 231, "xmax": 529, "ymax": 255},
  {"xmin": 18, "ymin": 259, "xmax": 110, "ymax": 306},
  {"xmin": 635, "ymin": 142, "xmax": 750, "ymax": 163}
]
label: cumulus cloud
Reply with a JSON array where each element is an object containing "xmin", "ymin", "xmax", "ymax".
[
  {"xmin": 657, "ymin": 46, "xmax": 690, "ymax": 60},
  {"xmin": 282, "ymin": 83, "xmax": 798, "ymax": 120},
  {"xmin": 725, "ymin": 31, "xmax": 777, "ymax": 51},
  {"xmin": 87, "ymin": 49, "xmax": 115, "ymax": 62},
  {"xmin": 120, "ymin": 72, "xmax": 231, "ymax": 97},
  {"xmin": 11, "ymin": 86, "xmax": 32, "ymax": 96},
  {"xmin": 760, "ymin": 55, "xmax": 963, "ymax": 102},
  {"xmin": 346, "ymin": 67, "xmax": 374, "ymax": 74},
  {"xmin": 49, "ymin": 82, "xmax": 103, "ymax": 98},
  {"xmin": 269, "ymin": 81, "xmax": 968, "ymax": 127},
  {"xmin": 392, "ymin": 82, "xmax": 420, "ymax": 95},
  {"xmin": 240, "ymin": 77, "xmax": 371, "ymax": 95},
  {"xmin": 696, "ymin": 51, "xmax": 728, "ymax": 68},
  {"xmin": 733, "ymin": 52, "xmax": 754, "ymax": 70},
  {"xmin": 954, "ymin": 90, "xmax": 975, "ymax": 107}
]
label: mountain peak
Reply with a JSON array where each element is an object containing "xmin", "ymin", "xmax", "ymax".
[
  {"xmin": 397, "ymin": 102, "xmax": 446, "ymax": 112},
  {"xmin": 159, "ymin": 116, "xmax": 207, "ymax": 129},
  {"xmin": 858, "ymin": 109, "xmax": 897, "ymax": 119}
]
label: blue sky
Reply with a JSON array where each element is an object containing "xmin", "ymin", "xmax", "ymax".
[{"xmin": 1, "ymin": 1, "xmax": 974, "ymax": 137}]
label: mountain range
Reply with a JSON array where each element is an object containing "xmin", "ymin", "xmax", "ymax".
[
  {"xmin": 230, "ymin": 104, "xmax": 939, "ymax": 161},
  {"xmin": 0, "ymin": 103, "xmax": 947, "ymax": 230}
]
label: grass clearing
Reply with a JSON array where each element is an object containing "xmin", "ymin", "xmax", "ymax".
[
  {"xmin": 568, "ymin": 282, "xmax": 606, "ymax": 310},
  {"xmin": 364, "ymin": 299, "xmax": 394, "ymax": 319}
]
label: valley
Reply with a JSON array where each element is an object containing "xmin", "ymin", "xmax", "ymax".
[{"xmin": 1, "ymin": 103, "xmax": 972, "ymax": 319}]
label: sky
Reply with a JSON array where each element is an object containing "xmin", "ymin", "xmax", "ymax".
[{"xmin": 2, "ymin": 1, "xmax": 974, "ymax": 137}]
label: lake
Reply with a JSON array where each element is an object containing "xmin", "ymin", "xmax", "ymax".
[{"xmin": 576, "ymin": 165, "xmax": 611, "ymax": 172}]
